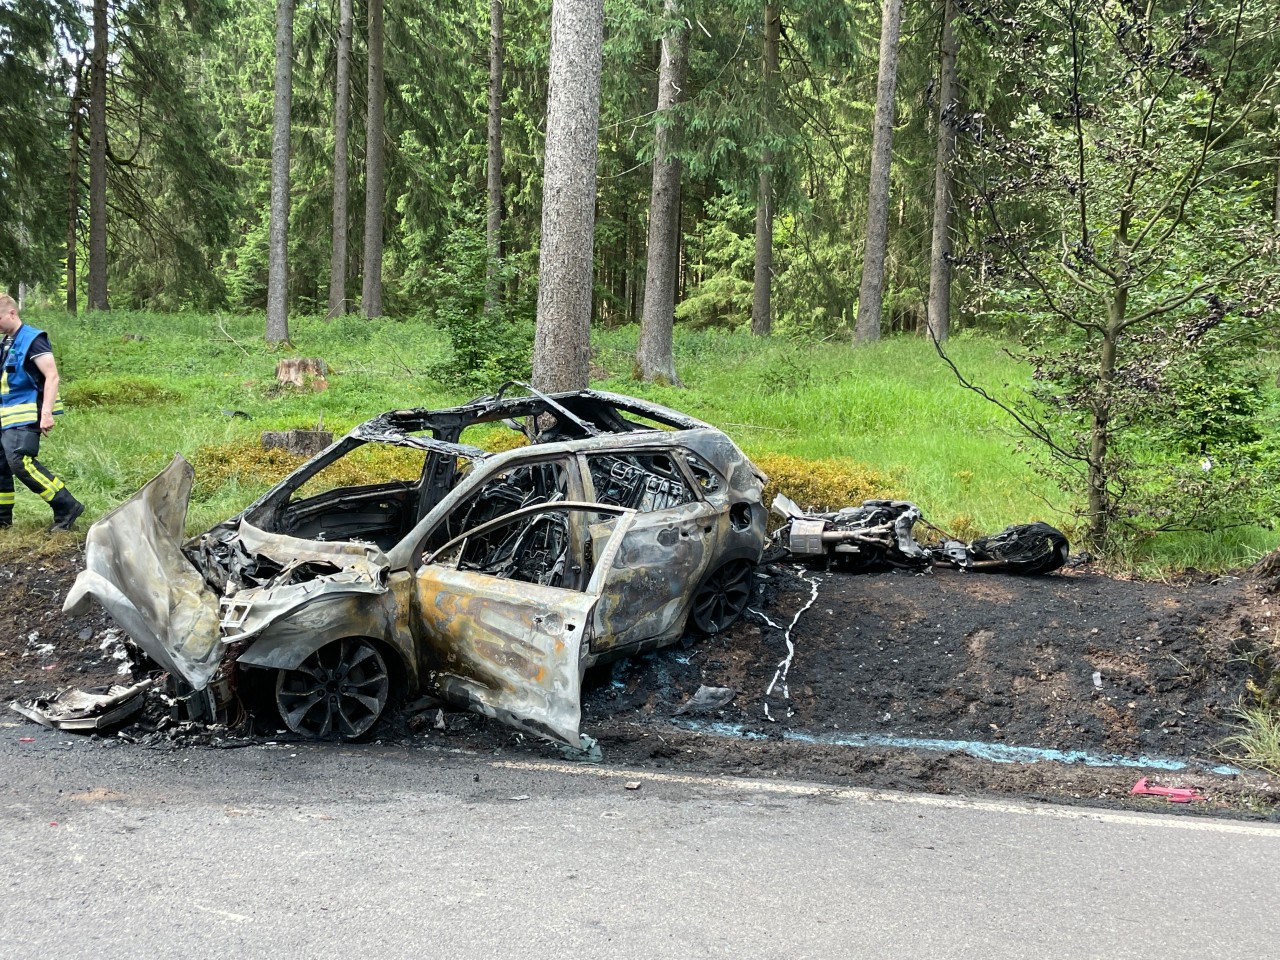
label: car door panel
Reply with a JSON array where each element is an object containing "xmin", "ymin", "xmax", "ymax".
[
  {"xmin": 587, "ymin": 499, "xmax": 719, "ymax": 654},
  {"xmin": 413, "ymin": 506, "xmax": 635, "ymax": 746}
]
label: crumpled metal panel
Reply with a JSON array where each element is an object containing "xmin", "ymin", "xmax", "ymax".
[
  {"xmin": 10, "ymin": 678, "xmax": 156, "ymax": 730},
  {"xmin": 219, "ymin": 522, "xmax": 391, "ymax": 642},
  {"xmin": 588, "ymin": 501, "xmax": 717, "ymax": 654},
  {"xmin": 415, "ymin": 566, "xmax": 598, "ymax": 746},
  {"xmin": 63, "ymin": 455, "xmax": 224, "ymax": 690}
]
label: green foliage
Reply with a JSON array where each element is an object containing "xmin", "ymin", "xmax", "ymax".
[
  {"xmin": 418, "ymin": 225, "xmax": 535, "ymax": 392},
  {"xmin": 958, "ymin": 0, "xmax": 1280, "ymax": 547},
  {"xmin": 1224, "ymin": 704, "xmax": 1280, "ymax": 776},
  {"xmin": 0, "ymin": 0, "xmax": 82, "ymax": 286},
  {"xmin": 61, "ymin": 376, "xmax": 179, "ymax": 408},
  {"xmin": 676, "ymin": 194, "xmax": 756, "ymax": 328}
]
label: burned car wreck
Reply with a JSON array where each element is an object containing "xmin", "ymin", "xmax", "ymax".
[{"xmin": 64, "ymin": 385, "xmax": 767, "ymax": 746}]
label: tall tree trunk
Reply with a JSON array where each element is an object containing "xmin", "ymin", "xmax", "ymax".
[
  {"xmin": 485, "ymin": 0, "xmax": 505, "ymax": 312},
  {"xmin": 326, "ymin": 0, "xmax": 353, "ymax": 319},
  {"xmin": 266, "ymin": 0, "xmax": 294, "ymax": 346},
  {"xmin": 87, "ymin": 0, "xmax": 108, "ymax": 311},
  {"xmin": 1273, "ymin": 153, "xmax": 1279, "ymax": 230},
  {"xmin": 927, "ymin": 0, "xmax": 958, "ymax": 344},
  {"xmin": 636, "ymin": 0, "xmax": 689, "ymax": 385},
  {"xmin": 531, "ymin": 0, "xmax": 604, "ymax": 392},
  {"xmin": 750, "ymin": 3, "xmax": 780, "ymax": 337},
  {"xmin": 362, "ymin": 0, "xmax": 386, "ymax": 319},
  {"xmin": 1088, "ymin": 297, "xmax": 1123, "ymax": 547},
  {"xmin": 854, "ymin": 0, "xmax": 905, "ymax": 343},
  {"xmin": 66, "ymin": 60, "xmax": 84, "ymax": 314}
]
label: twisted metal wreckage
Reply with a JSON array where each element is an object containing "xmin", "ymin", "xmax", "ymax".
[
  {"xmin": 21, "ymin": 385, "xmax": 1069, "ymax": 739},
  {"xmin": 770, "ymin": 496, "xmax": 1070, "ymax": 575}
]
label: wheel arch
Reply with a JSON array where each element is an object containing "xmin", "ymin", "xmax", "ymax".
[{"xmin": 237, "ymin": 619, "xmax": 416, "ymax": 696}]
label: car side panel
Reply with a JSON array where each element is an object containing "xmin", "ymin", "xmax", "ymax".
[{"xmin": 587, "ymin": 499, "xmax": 720, "ymax": 655}]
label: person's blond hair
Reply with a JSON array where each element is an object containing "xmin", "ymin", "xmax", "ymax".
[{"xmin": 0, "ymin": 294, "xmax": 16, "ymax": 313}]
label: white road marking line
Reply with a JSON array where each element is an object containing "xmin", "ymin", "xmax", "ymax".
[{"xmin": 491, "ymin": 759, "xmax": 1280, "ymax": 837}]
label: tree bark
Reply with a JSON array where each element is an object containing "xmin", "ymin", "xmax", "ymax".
[
  {"xmin": 326, "ymin": 0, "xmax": 353, "ymax": 319},
  {"xmin": 1273, "ymin": 153, "xmax": 1279, "ymax": 230},
  {"xmin": 87, "ymin": 0, "xmax": 108, "ymax": 311},
  {"xmin": 926, "ymin": 0, "xmax": 958, "ymax": 343},
  {"xmin": 66, "ymin": 59, "xmax": 85, "ymax": 314},
  {"xmin": 1087, "ymin": 299, "xmax": 1123, "ymax": 547},
  {"xmin": 266, "ymin": 0, "xmax": 294, "ymax": 346},
  {"xmin": 750, "ymin": 3, "xmax": 780, "ymax": 337},
  {"xmin": 362, "ymin": 0, "xmax": 386, "ymax": 319},
  {"xmin": 636, "ymin": 0, "xmax": 689, "ymax": 385},
  {"xmin": 854, "ymin": 0, "xmax": 905, "ymax": 343},
  {"xmin": 531, "ymin": 0, "xmax": 604, "ymax": 393},
  {"xmin": 486, "ymin": 0, "xmax": 505, "ymax": 312}
]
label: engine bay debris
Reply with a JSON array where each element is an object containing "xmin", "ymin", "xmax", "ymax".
[{"xmin": 771, "ymin": 495, "xmax": 1070, "ymax": 575}]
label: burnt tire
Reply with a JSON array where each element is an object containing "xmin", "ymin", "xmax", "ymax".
[
  {"xmin": 690, "ymin": 559, "xmax": 754, "ymax": 635},
  {"xmin": 275, "ymin": 637, "xmax": 390, "ymax": 740}
]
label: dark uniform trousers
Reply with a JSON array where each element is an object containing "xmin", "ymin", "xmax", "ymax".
[{"xmin": 0, "ymin": 426, "xmax": 75, "ymax": 525}]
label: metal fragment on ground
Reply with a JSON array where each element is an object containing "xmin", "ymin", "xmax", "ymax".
[
  {"xmin": 770, "ymin": 494, "xmax": 1069, "ymax": 575},
  {"xmin": 10, "ymin": 677, "xmax": 157, "ymax": 731},
  {"xmin": 673, "ymin": 685, "xmax": 736, "ymax": 716}
]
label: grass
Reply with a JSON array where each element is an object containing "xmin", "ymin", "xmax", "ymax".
[
  {"xmin": 3, "ymin": 308, "xmax": 1275, "ymax": 571},
  {"xmin": 1223, "ymin": 705, "xmax": 1280, "ymax": 776}
]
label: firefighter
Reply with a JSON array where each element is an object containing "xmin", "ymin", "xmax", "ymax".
[{"xmin": 0, "ymin": 293, "xmax": 84, "ymax": 530}]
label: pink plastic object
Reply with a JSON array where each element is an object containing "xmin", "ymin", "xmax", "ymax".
[{"xmin": 1130, "ymin": 777, "xmax": 1205, "ymax": 803}]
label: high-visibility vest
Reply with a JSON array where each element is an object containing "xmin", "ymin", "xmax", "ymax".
[{"xmin": 1, "ymin": 324, "xmax": 65, "ymax": 429}]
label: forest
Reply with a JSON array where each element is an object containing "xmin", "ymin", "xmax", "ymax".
[{"xmin": 2, "ymin": 0, "xmax": 1280, "ymax": 556}]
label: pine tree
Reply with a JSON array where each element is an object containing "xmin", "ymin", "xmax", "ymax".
[
  {"xmin": 854, "ymin": 0, "xmax": 904, "ymax": 343},
  {"xmin": 637, "ymin": 0, "xmax": 690, "ymax": 384},
  {"xmin": 266, "ymin": 0, "xmax": 294, "ymax": 345},
  {"xmin": 532, "ymin": 0, "xmax": 604, "ymax": 392}
]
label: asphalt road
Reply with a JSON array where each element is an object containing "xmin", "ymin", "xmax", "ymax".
[{"xmin": 1, "ymin": 724, "xmax": 1276, "ymax": 959}]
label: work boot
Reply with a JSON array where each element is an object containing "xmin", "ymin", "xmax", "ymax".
[{"xmin": 48, "ymin": 490, "xmax": 85, "ymax": 532}]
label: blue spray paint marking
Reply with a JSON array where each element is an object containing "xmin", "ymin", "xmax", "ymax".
[{"xmin": 676, "ymin": 720, "xmax": 1240, "ymax": 776}]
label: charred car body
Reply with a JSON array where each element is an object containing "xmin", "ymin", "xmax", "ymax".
[{"xmin": 65, "ymin": 386, "xmax": 767, "ymax": 746}]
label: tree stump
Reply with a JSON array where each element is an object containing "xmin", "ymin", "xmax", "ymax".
[
  {"xmin": 275, "ymin": 358, "xmax": 329, "ymax": 392},
  {"xmin": 261, "ymin": 429, "xmax": 333, "ymax": 458}
]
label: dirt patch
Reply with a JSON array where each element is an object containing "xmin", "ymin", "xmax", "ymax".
[
  {"xmin": 2, "ymin": 545, "xmax": 1277, "ymax": 816},
  {"xmin": 0, "ymin": 547, "xmax": 121, "ymax": 695}
]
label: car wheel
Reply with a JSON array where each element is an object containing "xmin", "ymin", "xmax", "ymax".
[
  {"xmin": 690, "ymin": 559, "xmax": 754, "ymax": 635},
  {"xmin": 275, "ymin": 637, "xmax": 390, "ymax": 739}
]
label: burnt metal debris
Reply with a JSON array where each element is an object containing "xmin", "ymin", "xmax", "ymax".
[
  {"xmin": 10, "ymin": 678, "xmax": 157, "ymax": 731},
  {"xmin": 63, "ymin": 385, "xmax": 768, "ymax": 746},
  {"xmin": 772, "ymin": 495, "xmax": 1070, "ymax": 575}
]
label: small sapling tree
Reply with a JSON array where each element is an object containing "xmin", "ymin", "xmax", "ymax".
[{"xmin": 953, "ymin": 0, "xmax": 1280, "ymax": 548}]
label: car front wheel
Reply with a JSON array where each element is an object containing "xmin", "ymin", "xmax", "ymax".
[{"xmin": 275, "ymin": 637, "xmax": 390, "ymax": 739}]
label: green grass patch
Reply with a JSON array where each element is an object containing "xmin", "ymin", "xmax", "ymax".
[
  {"xmin": 1223, "ymin": 705, "xmax": 1280, "ymax": 776},
  {"xmin": 62, "ymin": 375, "xmax": 180, "ymax": 408},
  {"xmin": 8, "ymin": 308, "xmax": 1274, "ymax": 570}
]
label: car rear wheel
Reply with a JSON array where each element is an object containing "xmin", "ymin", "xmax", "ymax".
[
  {"xmin": 690, "ymin": 559, "xmax": 754, "ymax": 635},
  {"xmin": 275, "ymin": 637, "xmax": 390, "ymax": 739}
]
